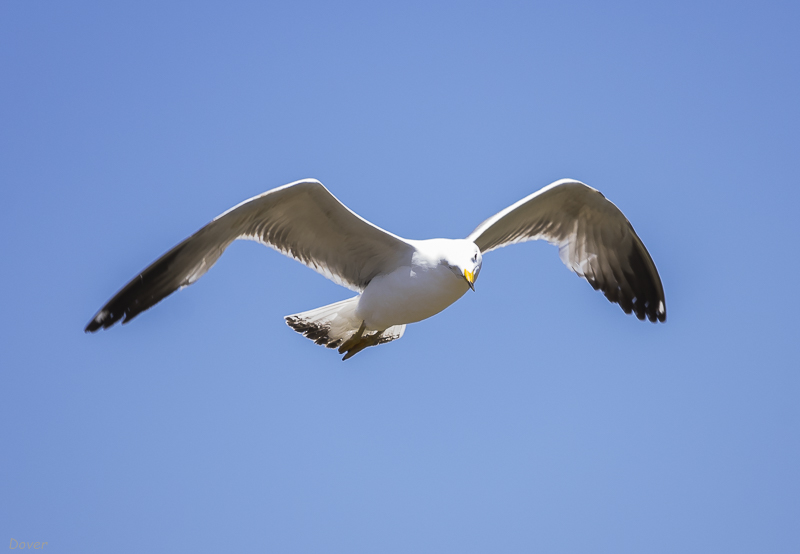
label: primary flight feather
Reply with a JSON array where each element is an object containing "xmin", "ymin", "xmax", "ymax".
[{"xmin": 86, "ymin": 178, "xmax": 666, "ymax": 359}]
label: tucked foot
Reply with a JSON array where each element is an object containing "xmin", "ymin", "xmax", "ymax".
[
  {"xmin": 340, "ymin": 328, "xmax": 385, "ymax": 361},
  {"xmin": 337, "ymin": 321, "xmax": 366, "ymax": 355}
]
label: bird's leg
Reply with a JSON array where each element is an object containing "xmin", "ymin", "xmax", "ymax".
[
  {"xmin": 338, "ymin": 320, "xmax": 367, "ymax": 355},
  {"xmin": 341, "ymin": 329, "xmax": 385, "ymax": 361}
]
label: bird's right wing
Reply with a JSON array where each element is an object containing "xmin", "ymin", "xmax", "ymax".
[
  {"xmin": 467, "ymin": 179, "xmax": 665, "ymax": 322},
  {"xmin": 85, "ymin": 179, "xmax": 414, "ymax": 332}
]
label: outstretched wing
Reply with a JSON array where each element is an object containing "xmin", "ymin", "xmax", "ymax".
[
  {"xmin": 85, "ymin": 179, "xmax": 414, "ymax": 332},
  {"xmin": 467, "ymin": 179, "xmax": 666, "ymax": 322}
]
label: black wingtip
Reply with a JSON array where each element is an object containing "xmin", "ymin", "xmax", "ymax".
[
  {"xmin": 84, "ymin": 314, "xmax": 104, "ymax": 334},
  {"xmin": 84, "ymin": 309, "xmax": 118, "ymax": 333},
  {"xmin": 655, "ymin": 302, "xmax": 667, "ymax": 323}
]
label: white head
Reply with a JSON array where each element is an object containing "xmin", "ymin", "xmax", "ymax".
[{"xmin": 442, "ymin": 239, "xmax": 482, "ymax": 291}]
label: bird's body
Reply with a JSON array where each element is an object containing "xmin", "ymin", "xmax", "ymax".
[
  {"xmin": 357, "ymin": 239, "xmax": 477, "ymax": 329},
  {"xmin": 86, "ymin": 178, "xmax": 665, "ymax": 359}
]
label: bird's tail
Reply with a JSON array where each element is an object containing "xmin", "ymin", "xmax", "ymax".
[{"xmin": 285, "ymin": 297, "xmax": 405, "ymax": 356}]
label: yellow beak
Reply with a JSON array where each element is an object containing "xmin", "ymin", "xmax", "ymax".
[{"xmin": 464, "ymin": 269, "xmax": 475, "ymax": 291}]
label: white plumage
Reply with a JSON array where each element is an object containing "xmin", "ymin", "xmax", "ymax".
[{"xmin": 86, "ymin": 178, "xmax": 665, "ymax": 359}]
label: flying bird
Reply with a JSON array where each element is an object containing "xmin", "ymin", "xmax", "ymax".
[{"xmin": 85, "ymin": 178, "xmax": 666, "ymax": 359}]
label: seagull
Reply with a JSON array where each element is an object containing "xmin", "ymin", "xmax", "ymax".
[{"xmin": 85, "ymin": 178, "xmax": 666, "ymax": 359}]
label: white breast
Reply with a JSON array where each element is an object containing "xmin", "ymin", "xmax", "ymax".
[{"xmin": 355, "ymin": 256, "xmax": 469, "ymax": 330}]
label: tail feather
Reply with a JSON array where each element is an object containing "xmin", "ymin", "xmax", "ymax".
[{"xmin": 285, "ymin": 297, "xmax": 405, "ymax": 357}]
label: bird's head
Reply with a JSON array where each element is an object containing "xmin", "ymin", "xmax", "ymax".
[{"xmin": 444, "ymin": 240, "xmax": 482, "ymax": 291}]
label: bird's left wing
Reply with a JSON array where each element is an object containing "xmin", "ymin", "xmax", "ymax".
[
  {"xmin": 467, "ymin": 179, "xmax": 666, "ymax": 322},
  {"xmin": 85, "ymin": 179, "xmax": 414, "ymax": 332}
]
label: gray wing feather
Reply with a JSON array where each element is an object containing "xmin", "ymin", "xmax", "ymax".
[
  {"xmin": 467, "ymin": 179, "xmax": 666, "ymax": 322},
  {"xmin": 85, "ymin": 179, "xmax": 413, "ymax": 331}
]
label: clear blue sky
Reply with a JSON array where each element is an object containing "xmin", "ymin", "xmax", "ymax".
[{"xmin": 2, "ymin": 1, "xmax": 799, "ymax": 552}]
